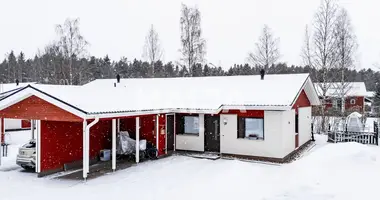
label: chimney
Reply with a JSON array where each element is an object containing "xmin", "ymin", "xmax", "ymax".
[
  {"xmin": 16, "ymin": 79, "xmax": 19, "ymax": 86},
  {"xmin": 260, "ymin": 69, "xmax": 265, "ymax": 80},
  {"xmin": 116, "ymin": 74, "xmax": 120, "ymax": 83}
]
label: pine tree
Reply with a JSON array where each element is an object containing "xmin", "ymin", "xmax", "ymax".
[
  {"xmin": 374, "ymin": 83, "xmax": 380, "ymax": 115},
  {"xmin": 18, "ymin": 52, "xmax": 26, "ymax": 82}
]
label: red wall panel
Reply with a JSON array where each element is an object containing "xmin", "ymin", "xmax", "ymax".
[
  {"xmin": 292, "ymin": 90, "xmax": 311, "ymax": 113},
  {"xmin": 119, "ymin": 115, "xmax": 160, "ymax": 153},
  {"xmin": 40, "ymin": 119, "xmax": 112, "ymax": 172},
  {"xmin": 21, "ymin": 120, "xmax": 31, "ymax": 128},
  {"xmin": 158, "ymin": 114, "xmax": 166, "ymax": 156},
  {"xmin": 219, "ymin": 110, "xmax": 264, "ymax": 118},
  {"xmin": 322, "ymin": 96, "xmax": 364, "ymax": 113},
  {"xmin": 0, "ymin": 95, "xmax": 82, "ymax": 122},
  {"xmin": 345, "ymin": 96, "xmax": 364, "ymax": 111},
  {"xmin": 40, "ymin": 120, "xmax": 83, "ymax": 172},
  {"xmin": 88, "ymin": 119, "xmax": 112, "ymax": 157},
  {"xmin": 140, "ymin": 115, "xmax": 157, "ymax": 147},
  {"xmin": 120, "ymin": 117, "xmax": 136, "ymax": 135}
]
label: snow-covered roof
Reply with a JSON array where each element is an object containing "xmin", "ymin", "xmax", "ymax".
[
  {"xmin": 314, "ymin": 82, "xmax": 367, "ymax": 97},
  {"xmin": 0, "ymin": 74, "xmax": 320, "ymax": 118},
  {"xmin": 0, "ymin": 82, "xmax": 35, "ymax": 94},
  {"xmin": 366, "ymin": 91, "xmax": 375, "ymax": 98}
]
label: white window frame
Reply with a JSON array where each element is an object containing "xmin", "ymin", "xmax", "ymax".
[{"xmin": 350, "ymin": 99, "xmax": 356, "ymax": 105}]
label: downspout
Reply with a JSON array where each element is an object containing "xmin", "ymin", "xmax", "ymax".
[{"xmin": 84, "ymin": 117, "xmax": 99, "ymax": 179}]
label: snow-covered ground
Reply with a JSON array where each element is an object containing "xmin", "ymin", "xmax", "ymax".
[{"xmin": 1, "ymin": 132, "xmax": 380, "ymax": 200}]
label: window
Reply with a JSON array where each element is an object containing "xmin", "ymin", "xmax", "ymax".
[
  {"xmin": 176, "ymin": 114, "xmax": 199, "ymax": 135},
  {"xmin": 184, "ymin": 116, "xmax": 199, "ymax": 134},
  {"xmin": 333, "ymin": 99, "xmax": 338, "ymax": 108},
  {"xmin": 238, "ymin": 117, "xmax": 264, "ymax": 140},
  {"xmin": 295, "ymin": 114, "xmax": 299, "ymax": 133},
  {"xmin": 350, "ymin": 99, "xmax": 356, "ymax": 105}
]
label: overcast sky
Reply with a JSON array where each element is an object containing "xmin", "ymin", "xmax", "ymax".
[{"xmin": 0, "ymin": 0, "xmax": 379, "ymax": 70}]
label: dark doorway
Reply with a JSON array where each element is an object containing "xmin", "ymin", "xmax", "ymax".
[
  {"xmin": 166, "ymin": 115, "xmax": 175, "ymax": 152},
  {"xmin": 204, "ymin": 115, "xmax": 220, "ymax": 152}
]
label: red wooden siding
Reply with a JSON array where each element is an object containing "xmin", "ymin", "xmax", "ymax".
[
  {"xmin": 21, "ymin": 120, "xmax": 31, "ymax": 128},
  {"xmin": 345, "ymin": 96, "xmax": 364, "ymax": 111},
  {"xmin": 323, "ymin": 96, "xmax": 364, "ymax": 113},
  {"xmin": 0, "ymin": 95, "xmax": 82, "ymax": 122},
  {"xmin": 40, "ymin": 119, "xmax": 112, "ymax": 172},
  {"xmin": 119, "ymin": 115, "xmax": 161, "ymax": 154},
  {"xmin": 292, "ymin": 90, "xmax": 311, "ymax": 113},
  {"xmin": 120, "ymin": 117, "xmax": 136, "ymax": 134},
  {"xmin": 88, "ymin": 119, "xmax": 112, "ymax": 158},
  {"xmin": 1, "ymin": 118, "xmax": 4, "ymax": 143},
  {"xmin": 158, "ymin": 114, "xmax": 166, "ymax": 156},
  {"xmin": 40, "ymin": 121, "xmax": 83, "ymax": 171},
  {"xmin": 219, "ymin": 110, "xmax": 264, "ymax": 118}
]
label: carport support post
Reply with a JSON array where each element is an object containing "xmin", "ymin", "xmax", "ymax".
[
  {"xmin": 112, "ymin": 119, "xmax": 116, "ymax": 171},
  {"xmin": 31, "ymin": 120, "xmax": 35, "ymax": 140},
  {"xmin": 136, "ymin": 117, "xmax": 140, "ymax": 163},
  {"xmin": 0, "ymin": 117, "xmax": 2, "ymax": 166},
  {"xmin": 83, "ymin": 120, "xmax": 88, "ymax": 180}
]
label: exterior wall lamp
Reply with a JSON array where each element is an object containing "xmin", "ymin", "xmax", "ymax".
[{"xmin": 223, "ymin": 118, "xmax": 228, "ymax": 125}]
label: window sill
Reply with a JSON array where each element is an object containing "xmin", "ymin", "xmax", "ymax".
[
  {"xmin": 177, "ymin": 133, "xmax": 199, "ymax": 137},
  {"xmin": 238, "ymin": 137, "xmax": 264, "ymax": 141}
]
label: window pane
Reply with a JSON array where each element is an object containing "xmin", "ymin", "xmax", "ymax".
[
  {"xmin": 184, "ymin": 116, "xmax": 199, "ymax": 134},
  {"xmin": 245, "ymin": 118, "xmax": 264, "ymax": 139}
]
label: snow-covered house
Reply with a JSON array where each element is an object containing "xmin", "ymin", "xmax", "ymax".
[
  {"xmin": 0, "ymin": 73, "xmax": 320, "ymax": 178},
  {"xmin": 314, "ymin": 82, "xmax": 367, "ymax": 114},
  {"xmin": 0, "ymin": 82, "xmax": 35, "ymax": 133}
]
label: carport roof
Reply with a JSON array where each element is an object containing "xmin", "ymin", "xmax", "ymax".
[{"xmin": 0, "ymin": 74, "xmax": 320, "ymax": 118}]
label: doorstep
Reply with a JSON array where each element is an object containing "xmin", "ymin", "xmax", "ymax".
[{"xmin": 176, "ymin": 151, "xmax": 221, "ymax": 160}]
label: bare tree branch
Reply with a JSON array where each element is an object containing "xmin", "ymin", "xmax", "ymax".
[
  {"xmin": 334, "ymin": 8, "xmax": 357, "ymax": 115},
  {"xmin": 248, "ymin": 25, "xmax": 280, "ymax": 70},
  {"xmin": 56, "ymin": 18, "xmax": 89, "ymax": 85},
  {"xmin": 310, "ymin": 0, "xmax": 339, "ymax": 132},
  {"xmin": 248, "ymin": 25, "xmax": 280, "ymax": 71},
  {"xmin": 143, "ymin": 25, "xmax": 163, "ymax": 77},
  {"xmin": 179, "ymin": 4, "xmax": 206, "ymax": 76}
]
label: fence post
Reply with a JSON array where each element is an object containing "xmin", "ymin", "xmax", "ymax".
[
  {"xmin": 311, "ymin": 123, "xmax": 315, "ymax": 141},
  {"xmin": 375, "ymin": 121, "xmax": 379, "ymax": 146}
]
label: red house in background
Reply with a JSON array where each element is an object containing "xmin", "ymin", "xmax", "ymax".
[{"xmin": 314, "ymin": 82, "xmax": 367, "ymax": 114}]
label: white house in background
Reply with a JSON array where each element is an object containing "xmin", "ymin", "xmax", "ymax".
[{"xmin": 0, "ymin": 82, "xmax": 35, "ymax": 131}]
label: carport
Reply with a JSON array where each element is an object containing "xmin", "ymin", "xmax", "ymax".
[{"xmin": 0, "ymin": 85, "xmax": 167, "ymax": 180}]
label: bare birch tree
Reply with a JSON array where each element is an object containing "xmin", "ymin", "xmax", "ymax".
[
  {"xmin": 334, "ymin": 8, "xmax": 357, "ymax": 115},
  {"xmin": 56, "ymin": 18, "xmax": 89, "ymax": 85},
  {"xmin": 143, "ymin": 25, "xmax": 163, "ymax": 77},
  {"xmin": 302, "ymin": 26, "xmax": 315, "ymax": 73},
  {"xmin": 248, "ymin": 25, "xmax": 280, "ymax": 71},
  {"xmin": 180, "ymin": 4, "xmax": 206, "ymax": 76},
  {"xmin": 304, "ymin": 0, "xmax": 338, "ymax": 132}
]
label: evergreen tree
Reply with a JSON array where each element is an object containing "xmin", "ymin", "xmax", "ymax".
[
  {"xmin": 374, "ymin": 83, "xmax": 380, "ymax": 115},
  {"xmin": 7, "ymin": 51, "xmax": 17, "ymax": 83}
]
